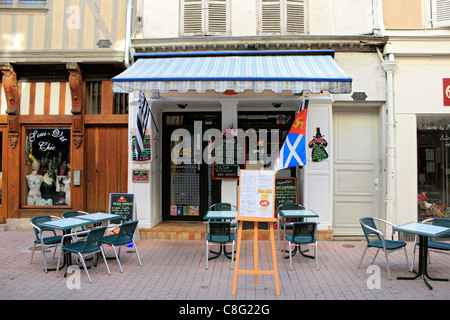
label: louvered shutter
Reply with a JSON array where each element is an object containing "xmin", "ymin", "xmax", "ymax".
[
  {"xmin": 431, "ymin": 0, "xmax": 450, "ymax": 27},
  {"xmin": 261, "ymin": 0, "xmax": 282, "ymax": 34},
  {"xmin": 286, "ymin": 0, "xmax": 305, "ymax": 34},
  {"xmin": 183, "ymin": 0, "xmax": 203, "ymax": 35},
  {"xmin": 260, "ymin": 0, "xmax": 305, "ymax": 34},
  {"xmin": 207, "ymin": 0, "xmax": 228, "ymax": 34}
]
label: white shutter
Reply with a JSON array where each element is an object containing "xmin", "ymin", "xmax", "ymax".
[
  {"xmin": 286, "ymin": 0, "xmax": 305, "ymax": 34},
  {"xmin": 261, "ymin": 0, "xmax": 282, "ymax": 34},
  {"xmin": 183, "ymin": 0, "xmax": 203, "ymax": 35},
  {"xmin": 431, "ymin": 0, "xmax": 450, "ymax": 28},
  {"xmin": 260, "ymin": 0, "xmax": 306, "ymax": 34},
  {"xmin": 206, "ymin": 0, "xmax": 228, "ymax": 34}
]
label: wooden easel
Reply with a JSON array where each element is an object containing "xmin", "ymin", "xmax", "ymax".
[
  {"xmin": 231, "ymin": 217, "xmax": 280, "ymax": 296},
  {"xmin": 232, "ymin": 169, "xmax": 280, "ymax": 296}
]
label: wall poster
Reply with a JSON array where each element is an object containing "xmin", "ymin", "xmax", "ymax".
[{"xmin": 238, "ymin": 169, "xmax": 276, "ymax": 220}]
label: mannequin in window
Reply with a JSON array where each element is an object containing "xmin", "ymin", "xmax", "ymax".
[
  {"xmin": 26, "ymin": 159, "xmax": 43, "ymax": 205},
  {"xmin": 62, "ymin": 173, "xmax": 71, "ymax": 205}
]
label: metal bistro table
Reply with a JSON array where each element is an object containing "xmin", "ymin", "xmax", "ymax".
[
  {"xmin": 203, "ymin": 210, "xmax": 238, "ymax": 260},
  {"xmin": 277, "ymin": 209, "xmax": 319, "ymax": 259},
  {"xmin": 75, "ymin": 212, "xmax": 123, "ymax": 225},
  {"xmin": 394, "ymin": 222, "xmax": 450, "ymax": 290}
]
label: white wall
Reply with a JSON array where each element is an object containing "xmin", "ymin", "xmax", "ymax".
[{"xmin": 139, "ymin": 0, "xmax": 376, "ymax": 38}]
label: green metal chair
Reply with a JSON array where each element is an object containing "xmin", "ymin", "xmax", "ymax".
[
  {"xmin": 277, "ymin": 203, "xmax": 305, "ymax": 249},
  {"xmin": 358, "ymin": 217, "xmax": 408, "ymax": 280},
  {"xmin": 30, "ymin": 215, "xmax": 63, "ymax": 272},
  {"xmin": 56, "ymin": 225, "xmax": 111, "ymax": 283},
  {"xmin": 205, "ymin": 221, "xmax": 235, "ymax": 270},
  {"xmin": 410, "ymin": 217, "xmax": 450, "ymax": 272},
  {"xmin": 286, "ymin": 222, "xmax": 319, "ymax": 271},
  {"xmin": 209, "ymin": 202, "xmax": 237, "ymax": 226},
  {"xmin": 101, "ymin": 220, "xmax": 142, "ymax": 273}
]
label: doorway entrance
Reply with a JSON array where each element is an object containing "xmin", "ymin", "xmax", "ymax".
[
  {"xmin": 162, "ymin": 112, "xmax": 222, "ymax": 221},
  {"xmin": 332, "ymin": 107, "xmax": 381, "ymax": 236}
]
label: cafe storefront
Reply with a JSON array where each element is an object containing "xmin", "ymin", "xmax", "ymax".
[{"xmin": 112, "ymin": 49, "xmax": 388, "ymax": 238}]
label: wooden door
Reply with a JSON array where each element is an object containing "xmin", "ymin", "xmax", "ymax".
[
  {"xmin": 333, "ymin": 107, "xmax": 381, "ymax": 236},
  {"xmin": 85, "ymin": 125, "xmax": 128, "ymax": 213}
]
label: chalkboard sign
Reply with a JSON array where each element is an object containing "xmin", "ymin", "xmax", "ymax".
[
  {"xmin": 212, "ymin": 136, "xmax": 246, "ymax": 180},
  {"xmin": 275, "ymin": 177, "xmax": 297, "ymax": 210},
  {"xmin": 109, "ymin": 193, "xmax": 135, "ymax": 224},
  {"xmin": 132, "ymin": 169, "xmax": 149, "ymax": 183},
  {"xmin": 131, "ymin": 134, "xmax": 152, "ymax": 163}
]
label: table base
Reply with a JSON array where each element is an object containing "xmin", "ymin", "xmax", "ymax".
[
  {"xmin": 397, "ymin": 235, "xmax": 448, "ymax": 290},
  {"xmin": 208, "ymin": 244, "xmax": 233, "ymax": 260}
]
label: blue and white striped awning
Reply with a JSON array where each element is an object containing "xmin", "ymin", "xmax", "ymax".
[{"xmin": 112, "ymin": 51, "xmax": 352, "ymax": 94}]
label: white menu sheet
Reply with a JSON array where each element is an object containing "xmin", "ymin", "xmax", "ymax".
[{"xmin": 238, "ymin": 170, "xmax": 276, "ymax": 219}]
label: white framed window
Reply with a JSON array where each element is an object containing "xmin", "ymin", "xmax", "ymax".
[
  {"xmin": 259, "ymin": 0, "xmax": 307, "ymax": 35},
  {"xmin": 181, "ymin": 0, "xmax": 229, "ymax": 35},
  {"xmin": 431, "ymin": 0, "xmax": 450, "ymax": 28}
]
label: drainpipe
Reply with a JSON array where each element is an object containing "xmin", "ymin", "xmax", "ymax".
[
  {"xmin": 380, "ymin": 52, "xmax": 398, "ymax": 238},
  {"xmin": 377, "ymin": 0, "xmax": 386, "ymax": 37},
  {"xmin": 124, "ymin": 0, "xmax": 133, "ymax": 68}
]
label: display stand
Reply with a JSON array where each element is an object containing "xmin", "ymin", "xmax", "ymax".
[{"xmin": 232, "ymin": 170, "xmax": 280, "ymax": 296}]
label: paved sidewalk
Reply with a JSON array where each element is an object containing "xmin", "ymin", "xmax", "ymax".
[{"xmin": 0, "ymin": 230, "xmax": 449, "ymax": 301}]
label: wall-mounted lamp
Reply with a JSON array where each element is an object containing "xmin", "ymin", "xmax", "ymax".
[
  {"xmin": 178, "ymin": 104, "xmax": 187, "ymax": 109},
  {"xmin": 272, "ymin": 103, "xmax": 282, "ymax": 108}
]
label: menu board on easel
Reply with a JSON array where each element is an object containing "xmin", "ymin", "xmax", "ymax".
[
  {"xmin": 238, "ymin": 169, "xmax": 276, "ymax": 221},
  {"xmin": 109, "ymin": 193, "xmax": 135, "ymax": 224}
]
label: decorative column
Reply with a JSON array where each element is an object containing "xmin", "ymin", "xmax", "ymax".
[
  {"xmin": 67, "ymin": 63, "xmax": 85, "ymax": 210},
  {"xmin": 1, "ymin": 64, "xmax": 20, "ymax": 219}
]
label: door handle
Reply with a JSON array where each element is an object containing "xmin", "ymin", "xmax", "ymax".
[{"xmin": 374, "ymin": 178, "xmax": 379, "ymax": 190}]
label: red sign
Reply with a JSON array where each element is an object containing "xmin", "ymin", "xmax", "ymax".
[
  {"xmin": 259, "ymin": 200, "xmax": 270, "ymax": 207},
  {"xmin": 444, "ymin": 78, "xmax": 450, "ymax": 106}
]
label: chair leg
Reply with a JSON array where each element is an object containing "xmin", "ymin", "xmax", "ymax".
[
  {"xmin": 384, "ymin": 250, "xmax": 392, "ymax": 280},
  {"xmin": 230, "ymin": 241, "xmax": 235, "ymax": 270},
  {"xmin": 100, "ymin": 247, "xmax": 111, "ymax": 276},
  {"xmin": 289, "ymin": 241, "xmax": 293, "ymax": 271},
  {"xmin": 30, "ymin": 244, "xmax": 37, "ymax": 264},
  {"xmin": 132, "ymin": 240, "xmax": 142, "ymax": 266},
  {"xmin": 315, "ymin": 242, "xmax": 319, "ymax": 271},
  {"xmin": 403, "ymin": 246, "xmax": 409, "ymax": 270},
  {"xmin": 55, "ymin": 248, "xmax": 64, "ymax": 278},
  {"xmin": 111, "ymin": 245, "xmax": 124, "ymax": 273},
  {"xmin": 410, "ymin": 242, "xmax": 417, "ymax": 272},
  {"xmin": 41, "ymin": 242, "xmax": 48, "ymax": 273},
  {"xmin": 358, "ymin": 246, "xmax": 369, "ymax": 268},
  {"xmin": 371, "ymin": 248, "xmax": 380, "ymax": 265},
  {"xmin": 205, "ymin": 240, "xmax": 209, "ymax": 270},
  {"xmin": 78, "ymin": 254, "xmax": 92, "ymax": 283}
]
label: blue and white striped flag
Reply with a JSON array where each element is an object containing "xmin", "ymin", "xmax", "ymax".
[
  {"xmin": 136, "ymin": 91, "xmax": 150, "ymax": 157},
  {"xmin": 273, "ymin": 93, "xmax": 309, "ymax": 171}
]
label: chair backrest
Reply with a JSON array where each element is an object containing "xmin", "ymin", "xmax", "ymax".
[
  {"xmin": 431, "ymin": 218, "xmax": 450, "ymax": 241},
  {"xmin": 277, "ymin": 203, "xmax": 305, "ymax": 211},
  {"xmin": 360, "ymin": 217, "xmax": 381, "ymax": 242},
  {"xmin": 80, "ymin": 226, "xmax": 107, "ymax": 253},
  {"xmin": 62, "ymin": 210, "xmax": 79, "ymax": 218},
  {"xmin": 432, "ymin": 217, "xmax": 450, "ymax": 228},
  {"xmin": 31, "ymin": 215, "xmax": 54, "ymax": 240},
  {"xmin": 208, "ymin": 221, "xmax": 232, "ymax": 243},
  {"xmin": 116, "ymin": 220, "xmax": 138, "ymax": 243},
  {"xmin": 292, "ymin": 222, "xmax": 316, "ymax": 243},
  {"xmin": 210, "ymin": 203, "xmax": 235, "ymax": 211}
]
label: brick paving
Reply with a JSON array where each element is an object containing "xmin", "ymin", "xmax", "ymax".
[{"xmin": 0, "ymin": 230, "xmax": 449, "ymax": 301}]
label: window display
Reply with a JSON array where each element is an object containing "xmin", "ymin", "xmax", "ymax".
[
  {"xmin": 417, "ymin": 116, "xmax": 450, "ymax": 220},
  {"xmin": 24, "ymin": 127, "xmax": 71, "ymax": 206}
]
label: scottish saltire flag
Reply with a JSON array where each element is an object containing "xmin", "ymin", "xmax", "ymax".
[
  {"xmin": 136, "ymin": 91, "xmax": 150, "ymax": 157},
  {"xmin": 273, "ymin": 94, "xmax": 309, "ymax": 171}
]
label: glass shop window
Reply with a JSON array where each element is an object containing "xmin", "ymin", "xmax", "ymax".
[
  {"xmin": 417, "ymin": 115, "xmax": 450, "ymax": 220},
  {"xmin": 24, "ymin": 127, "xmax": 71, "ymax": 207}
]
